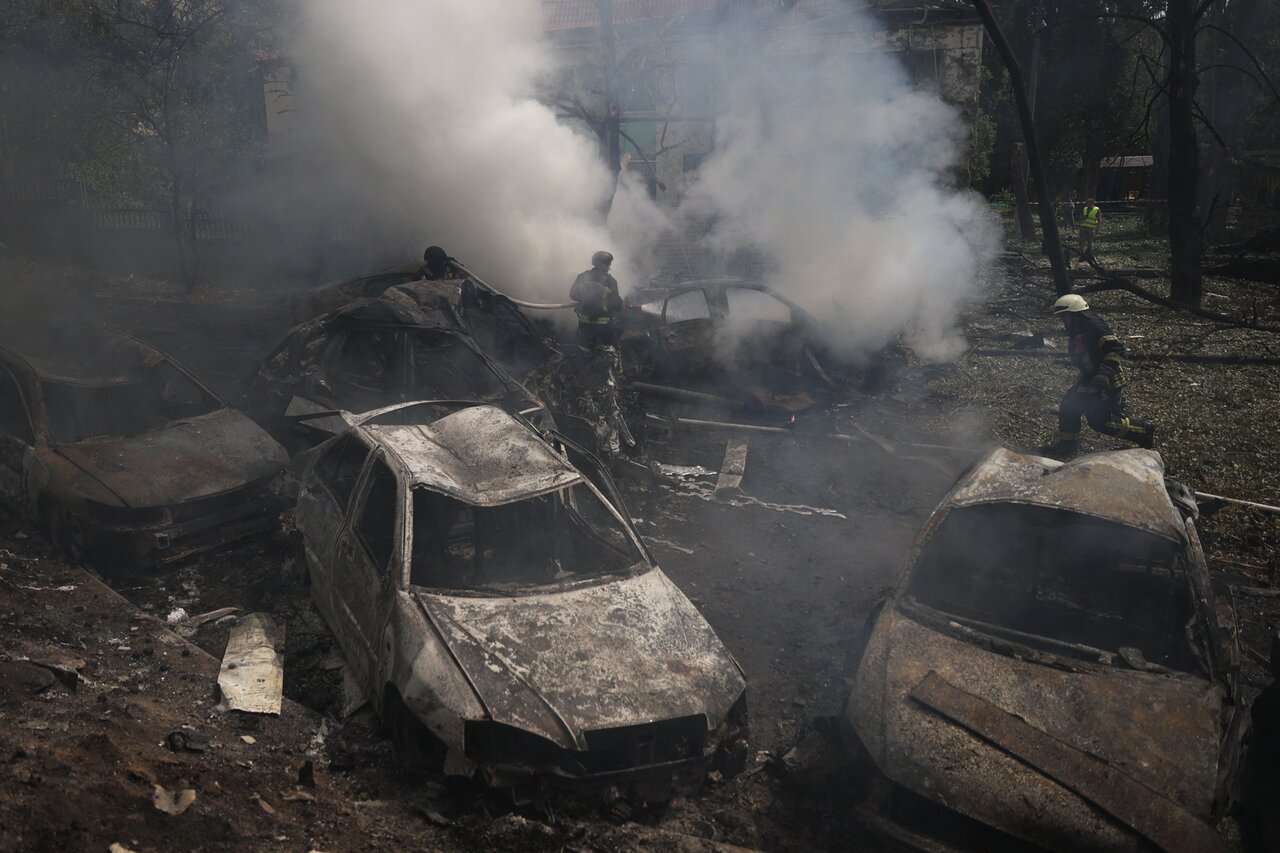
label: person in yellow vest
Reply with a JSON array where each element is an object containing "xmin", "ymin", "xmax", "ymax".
[
  {"xmin": 1078, "ymin": 198, "xmax": 1101, "ymax": 261},
  {"xmin": 569, "ymin": 251, "xmax": 622, "ymax": 348}
]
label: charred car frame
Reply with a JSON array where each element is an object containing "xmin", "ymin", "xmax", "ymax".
[
  {"xmin": 846, "ymin": 448, "xmax": 1245, "ymax": 852},
  {"xmin": 248, "ymin": 299, "xmax": 551, "ymax": 445},
  {"xmin": 0, "ymin": 322, "xmax": 287, "ymax": 566},
  {"xmin": 294, "ymin": 402, "xmax": 747, "ymax": 798}
]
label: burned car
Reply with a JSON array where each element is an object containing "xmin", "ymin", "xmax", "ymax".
[
  {"xmin": 845, "ymin": 448, "xmax": 1244, "ymax": 852},
  {"xmin": 292, "ymin": 263, "xmax": 552, "ymax": 376},
  {"xmin": 247, "ymin": 298, "xmax": 550, "ymax": 444},
  {"xmin": 294, "ymin": 401, "xmax": 747, "ymax": 796},
  {"xmin": 0, "ymin": 322, "xmax": 287, "ymax": 566},
  {"xmin": 290, "ymin": 261, "xmax": 423, "ymax": 323},
  {"xmin": 619, "ymin": 277, "xmax": 902, "ymax": 390}
]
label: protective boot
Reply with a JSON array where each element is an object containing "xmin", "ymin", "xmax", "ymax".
[
  {"xmin": 1132, "ymin": 422, "xmax": 1155, "ymax": 449},
  {"xmin": 1039, "ymin": 432, "xmax": 1079, "ymax": 460}
]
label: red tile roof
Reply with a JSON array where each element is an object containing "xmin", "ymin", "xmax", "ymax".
[{"xmin": 544, "ymin": 0, "xmax": 716, "ymax": 31}]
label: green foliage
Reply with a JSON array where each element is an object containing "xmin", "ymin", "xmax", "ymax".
[
  {"xmin": 0, "ymin": 0, "xmax": 276, "ymax": 210},
  {"xmin": 968, "ymin": 104, "xmax": 997, "ymax": 190}
]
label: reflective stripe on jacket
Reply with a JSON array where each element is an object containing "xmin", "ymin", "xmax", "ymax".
[{"xmin": 1081, "ymin": 205, "xmax": 1101, "ymax": 229}]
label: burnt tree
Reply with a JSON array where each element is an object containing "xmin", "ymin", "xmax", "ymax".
[
  {"xmin": 1167, "ymin": 0, "xmax": 1206, "ymax": 306},
  {"xmin": 972, "ymin": 0, "xmax": 1072, "ymax": 295}
]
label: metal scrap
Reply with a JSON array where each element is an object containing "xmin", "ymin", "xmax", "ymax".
[
  {"xmin": 715, "ymin": 439, "xmax": 749, "ymax": 495},
  {"xmin": 217, "ymin": 613, "xmax": 284, "ymax": 715}
]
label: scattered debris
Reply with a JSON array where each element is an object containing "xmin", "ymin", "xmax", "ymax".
[
  {"xmin": 240, "ymin": 735, "xmax": 257, "ymax": 745},
  {"xmin": 166, "ymin": 730, "xmax": 210, "ymax": 753},
  {"xmin": 152, "ymin": 784, "xmax": 197, "ymax": 816},
  {"xmin": 715, "ymin": 438, "xmax": 749, "ymax": 495},
  {"xmin": 217, "ymin": 613, "xmax": 284, "ymax": 715},
  {"xmin": 165, "ymin": 608, "xmax": 189, "ymax": 624}
]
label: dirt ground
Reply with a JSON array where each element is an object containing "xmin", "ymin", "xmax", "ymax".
[{"xmin": 1, "ymin": 225, "xmax": 1278, "ymax": 851}]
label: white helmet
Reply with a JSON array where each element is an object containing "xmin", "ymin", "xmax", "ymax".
[{"xmin": 1051, "ymin": 294, "xmax": 1089, "ymax": 315}]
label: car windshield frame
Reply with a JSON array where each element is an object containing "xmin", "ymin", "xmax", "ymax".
[
  {"xmin": 405, "ymin": 475, "xmax": 649, "ymax": 597},
  {"xmin": 900, "ymin": 502, "xmax": 1210, "ymax": 675},
  {"xmin": 40, "ymin": 358, "xmax": 223, "ymax": 444}
]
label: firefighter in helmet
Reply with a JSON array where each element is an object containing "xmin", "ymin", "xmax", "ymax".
[
  {"xmin": 569, "ymin": 250, "xmax": 622, "ymax": 348},
  {"xmin": 1044, "ymin": 294, "xmax": 1155, "ymax": 458}
]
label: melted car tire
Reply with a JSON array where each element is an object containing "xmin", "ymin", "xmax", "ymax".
[
  {"xmin": 383, "ymin": 687, "xmax": 446, "ymax": 772},
  {"xmin": 48, "ymin": 503, "xmax": 87, "ymax": 564}
]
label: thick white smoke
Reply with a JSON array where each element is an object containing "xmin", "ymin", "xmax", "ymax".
[
  {"xmin": 292, "ymin": 0, "xmax": 615, "ymax": 300},
  {"xmin": 291, "ymin": 1, "xmax": 996, "ymax": 359}
]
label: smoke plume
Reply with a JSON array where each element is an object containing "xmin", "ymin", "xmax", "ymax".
[{"xmin": 290, "ymin": 1, "xmax": 996, "ymax": 359}]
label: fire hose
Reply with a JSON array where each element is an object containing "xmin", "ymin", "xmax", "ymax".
[{"xmin": 449, "ymin": 261, "xmax": 577, "ymax": 310}]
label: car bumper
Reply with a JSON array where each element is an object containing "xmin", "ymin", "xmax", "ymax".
[{"xmin": 91, "ymin": 484, "xmax": 284, "ymax": 566}]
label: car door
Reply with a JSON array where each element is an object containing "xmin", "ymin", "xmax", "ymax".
[
  {"xmin": 721, "ymin": 286, "xmax": 801, "ymax": 371},
  {"xmin": 332, "ymin": 452, "xmax": 402, "ymax": 693},
  {"xmin": 0, "ymin": 365, "xmax": 38, "ymax": 514},
  {"xmin": 296, "ymin": 432, "xmax": 372, "ymax": 618},
  {"xmin": 659, "ymin": 288, "xmax": 716, "ymax": 373}
]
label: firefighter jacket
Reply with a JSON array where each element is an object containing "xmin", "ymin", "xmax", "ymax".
[
  {"xmin": 570, "ymin": 269, "xmax": 622, "ymax": 323},
  {"xmin": 1067, "ymin": 310, "xmax": 1126, "ymax": 391}
]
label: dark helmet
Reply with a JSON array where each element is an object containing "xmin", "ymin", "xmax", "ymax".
[
  {"xmin": 591, "ymin": 250, "xmax": 614, "ymax": 267},
  {"xmin": 423, "ymin": 245, "xmax": 451, "ymax": 277}
]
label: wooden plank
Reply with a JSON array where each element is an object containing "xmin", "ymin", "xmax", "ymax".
[
  {"xmin": 715, "ymin": 438, "xmax": 749, "ymax": 494},
  {"xmin": 910, "ymin": 671, "xmax": 1225, "ymax": 853},
  {"xmin": 217, "ymin": 613, "xmax": 284, "ymax": 715}
]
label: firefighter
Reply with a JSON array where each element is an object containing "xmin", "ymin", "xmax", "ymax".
[
  {"xmin": 569, "ymin": 250, "xmax": 622, "ymax": 348},
  {"xmin": 1078, "ymin": 198, "xmax": 1101, "ymax": 261},
  {"xmin": 1043, "ymin": 294, "xmax": 1155, "ymax": 458},
  {"xmin": 419, "ymin": 245, "xmax": 455, "ymax": 280}
]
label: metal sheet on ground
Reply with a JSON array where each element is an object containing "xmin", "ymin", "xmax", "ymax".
[
  {"xmin": 909, "ymin": 671, "xmax": 1225, "ymax": 853},
  {"xmin": 217, "ymin": 613, "xmax": 284, "ymax": 715},
  {"xmin": 715, "ymin": 438, "xmax": 749, "ymax": 494}
]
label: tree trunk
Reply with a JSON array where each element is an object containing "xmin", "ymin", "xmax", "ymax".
[
  {"xmin": 595, "ymin": 0, "xmax": 622, "ymax": 220},
  {"xmin": 1198, "ymin": 0, "xmax": 1262, "ymax": 244},
  {"xmin": 1146, "ymin": 95, "xmax": 1170, "ymax": 235},
  {"xmin": 972, "ymin": 0, "xmax": 1072, "ymax": 295},
  {"xmin": 1167, "ymin": 0, "xmax": 1205, "ymax": 307},
  {"xmin": 1010, "ymin": 143, "xmax": 1036, "ymax": 240}
]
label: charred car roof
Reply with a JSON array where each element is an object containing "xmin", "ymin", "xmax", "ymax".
[
  {"xmin": 365, "ymin": 405, "xmax": 582, "ymax": 506},
  {"xmin": 0, "ymin": 322, "xmax": 173, "ymax": 386},
  {"xmin": 946, "ymin": 447, "xmax": 1186, "ymax": 542},
  {"xmin": 629, "ymin": 277, "xmax": 805, "ymax": 310}
]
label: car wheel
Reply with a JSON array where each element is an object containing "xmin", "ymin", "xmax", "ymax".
[
  {"xmin": 383, "ymin": 687, "xmax": 445, "ymax": 772},
  {"xmin": 620, "ymin": 340, "xmax": 656, "ymax": 380},
  {"xmin": 48, "ymin": 504, "xmax": 87, "ymax": 564}
]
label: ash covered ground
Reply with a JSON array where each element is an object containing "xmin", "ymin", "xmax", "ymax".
[{"xmin": 0, "ymin": 231, "xmax": 1278, "ymax": 851}]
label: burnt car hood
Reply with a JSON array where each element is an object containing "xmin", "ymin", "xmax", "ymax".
[
  {"xmin": 851, "ymin": 606, "xmax": 1228, "ymax": 851},
  {"xmin": 55, "ymin": 408, "xmax": 287, "ymax": 508},
  {"xmin": 414, "ymin": 568, "xmax": 746, "ymax": 751}
]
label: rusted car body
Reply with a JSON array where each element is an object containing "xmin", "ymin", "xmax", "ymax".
[
  {"xmin": 291, "ymin": 264, "xmax": 551, "ymax": 375},
  {"xmin": 294, "ymin": 402, "xmax": 747, "ymax": 797},
  {"xmin": 247, "ymin": 299, "xmax": 551, "ymax": 444},
  {"xmin": 846, "ymin": 448, "xmax": 1245, "ymax": 852},
  {"xmin": 618, "ymin": 277, "xmax": 906, "ymax": 392},
  {"xmin": 290, "ymin": 261, "xmax": 424, "ymax": 323},
  {"xmin": 0, "ymin": 323, "xmax": 287, "ymax": 566}
]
